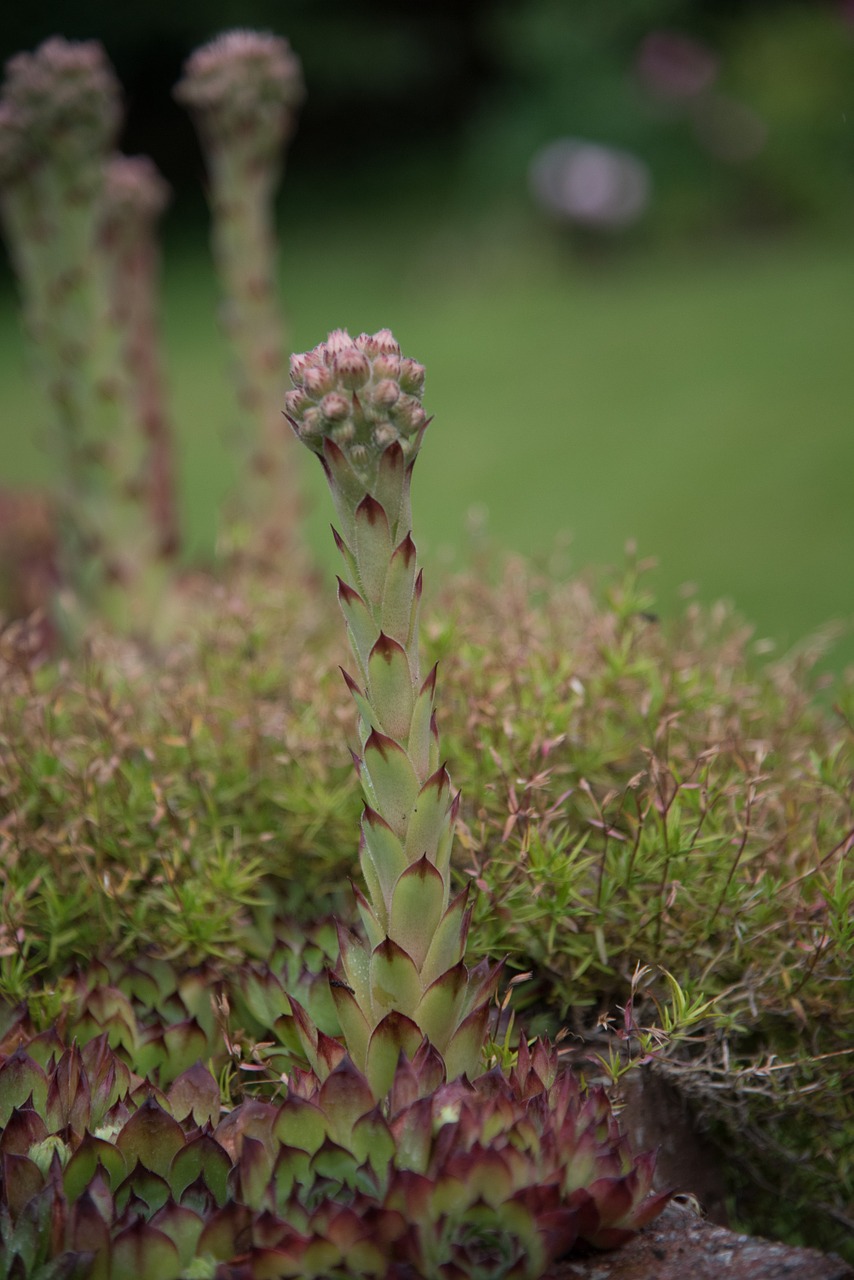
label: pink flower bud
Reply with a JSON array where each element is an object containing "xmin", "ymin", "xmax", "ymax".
[
  {"xmin": 399, "ymin": 358, "xmax": 426, "ymax": 397},
  {"xmin": 333, "ymin": 349, "xmax": 370, "ymax": 390},
  {"xmin": 372, "ymin": 379, "xmax": 400, "ymax": 409},
  {"xmin": 373, "ymin": 353, "xmax": 401, "ymax": 381},
  {"xmin": 303, "ymin": 365, "xmax": 333, "ymax": 397},
  {"xmin": 320, "ymin": 392, "xmax": 350, "ymax": 422}
]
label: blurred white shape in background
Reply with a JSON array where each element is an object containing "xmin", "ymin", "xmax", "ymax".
[{"xmin": 529, "ymin": 138, "xmax": 652, "ymax": 231}]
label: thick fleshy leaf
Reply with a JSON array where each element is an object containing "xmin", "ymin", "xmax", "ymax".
[
  {"xmin": 335, "ymin": 922, "xmax": 371, "ymax": 1011},
  {"xmin": 350, "ymin": 1110, "xmax": 396, "ymax": 1184},
  {"xmin": 370, "ymin": 939, "xmax": 422, "ymax": 1017},
  {"xmin": 360, "ymin": 805, "xmax": 408, "ymax": 906},
  {"xmin": 318, "ymin": 1058, "xmax": 375, "ymax": 1147},
  {"xmin": 273, "ymin": 1095, "xmax": 328, "ymax": 1156},
  {"xmin": 340, "ymin": 667, "xmax": 377, "ymax": 743},
  {"xmin": 45, "ymin": 1045, "xmax": 90, "ymax": 1135},
  {"xmin": 64, "ymin": 1134, "xmax": 127, "ymax": 1200},
  {"xmin": 413, "ymin": 962, "xmax": 467, "ymax": 1051},
  {"xmin": 367, "ymin": 633, "xmax": 415, "ymax": 741},
  {"xmin": 372, "ymin": 440, "xmax": 408, "ymax": 537},
  {"xmin": 388, "ymin": 855, "xmax": 446, "ymax": 970},
  {"xmin": 0, "ymin": 1049, "xmax": 48, "ymax": 1124},
  {"xmin": 150, "ymin": 1203, "xmax": 205, "ymax": 1268},
  {"xmin": 381, "ymin": 533, "xmax": 418, "ymax": 646},
  {"xmin": 309, "ymin": 1137, "xmax": 361, "ymax": 1190},
  {"xmin": 234, "ymin": 1134, "xmax": 274, "ymax": 1210},
  {"xmin": 353, "ymin": 885, "xmax": 385, "ymax": 951},
  {"xmin": 196, "ymin": 1202, "xmax": 254, "ymax": 1262},
  {"xmin": 330, "ymin": 982, "xmax": 372, "ymax": 1070},
  {"xmin": 323, "ymin": 436, "xmax": 367, "ymax": 519},
  {"xmin": 353, "ymin": 493, "xmax": 392, "ymax": 607},
  {"xmin": 407, "ymin": 663, "xmax": 436, "ymax": 781},
  {"xmin": 115, "ymin": 1162, "xmax": 172, "ymax": 1216},
  {"xmin": 167, "ymin": 1061, "xmax": 220, "ymax": 1129},
  {"xmin": 68, "ymin": 1187, "xmax": 112, "ymax": 1275},
  {"xmin": 214, "ymin": 1099, "xmax": 280, "ymax": 1161},
  {"xmin": 161, "ymin": 1019, "xmax": 208, "ymax": 1085},
  {"xmin": 115, "ymin": 1096, "xmax": 185, "ymax": 1178},
  {"xmin": 169, "ymin": 1133, "xmax": 230, "ymax": 1205},
  {"xmin": 1, "ymin": 1151, "xmax": 43, "ymax": 1217},
  {"xmin": 337, "ymin": 581, "xmax": 376, "ymax": 679},
  {"xmin": 365, "ymin": 1012, "xmax": 423, "ymax": 1099},
  {"xmin": 403, "ymin": 766, "xmax": 453, "ymax": 869},
  {"xmin": 460, "ymin": 957, "xmax": 504, "ymax": 1019},
  {"xmin": 443, "ymin": 1004, "xmax": 490, "ymax": 1081},
  {"xmin": 420, "ymin": 888, "xmax": 470, "ymax": 988},
  {"xmin": 0, "ymin": 1105, "xmax": 48, "ymax": 1155},
  {"xmin": 362, "ymin": 731, "xmax": 420, "ymax": 840},
  {"xmin": 112, "ymin": 1218, "xmax": 182, "ymax": 1280}
]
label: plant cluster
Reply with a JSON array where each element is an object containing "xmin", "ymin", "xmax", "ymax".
[
  {"xmin": 1, "ymin": 22, "xmax": 852, "ymax": 1275},
  {"xmin": 0, "ymin": 30, "xmax": 303, "ymax": 633}
]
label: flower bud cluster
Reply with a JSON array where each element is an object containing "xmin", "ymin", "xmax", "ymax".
[
  {"xmin": 174, "ymin": 30, "xmax": 304, "ymax": 158},
  {"xmin": 102, "ymin": 155, "xmax": 170, "ymax": 231},
  {"xmin": 286, "ymin": 328, "xmax": 428, "ymax": 477},
  {"xmin": 1, "ymin": 38, "xmax": 121, "ymax": 172}
]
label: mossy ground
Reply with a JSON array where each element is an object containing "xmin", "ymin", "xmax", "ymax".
[{"xmin": 1, "ymin": 551, "xmax": 851, "ymax": 1259}]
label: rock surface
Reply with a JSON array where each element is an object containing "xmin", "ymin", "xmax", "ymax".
[{"xmin": 550, "ymin": 1202, "xmax": 854, "ymax": 1280}]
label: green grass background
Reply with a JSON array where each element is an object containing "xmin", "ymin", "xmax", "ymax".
[{"xmin": 1, "ymin": 211, "xmax": 852, "ymax": 671}]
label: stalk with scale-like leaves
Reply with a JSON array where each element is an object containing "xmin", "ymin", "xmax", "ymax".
[{"xmin": 286, "ymin": 328, "xmax": 502, "ymax": 1097}]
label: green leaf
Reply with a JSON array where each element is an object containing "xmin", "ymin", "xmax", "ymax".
[
  {"xmin": 167, "ymin": 1061, "xmax": 220, "ymax": 1129},
  {"xmin": 420, "ymin": 888, "xmax": 470, "ymax": 988},
  {"xmin": 407, "ymin": 663, "xmax": 436, "ymax": 781},
  {"xmin": 354, "ymin": 494, "xmax": 392, "ymax": 605},
  {"xmin": 1, "ymin": 1152, "xmax": 44, "ymax": 1218},
  {"xmin": 367, "ymin": 633, "xmax": 415, "ymax": 742},
  {"xmin": 388, "ymin": 855, "xmax": 446, "ymax": 970},
  {"xmin": 365, "ymin": 1012, "xmax": 423, "ymax": 1099},
  {"xmin": 354, "ymin": 886, "xmax": 385, "ymax": 951},
  {"xmin": 337, "ymin": 580, "xmax": 376, "ymax": 680},
  {"xmin": 335, "ymin": 922, "xmax": 371, "ymax": 1012},
  {"xmin": 169, "ymin": 1134, "xmax": 231, "ymax": 1205},
  {"xmin": 64, "ymin": 1135, "xmax": 127, "ymax": 1200},
  {"xmin": 403, "ymin": 766, "xmax": 453, "ymax": 869},
  {"xmin": 115, "ymin": 1162, "xmax": 172, "ymax": 1216},
  {"xmin": 443, "ymin": 1005, "xmax": 490, "ymax": 1081},
  {"xmin": 111, "ymin": 1219, "xmax": 182, "ymax": 1280},
  {"xmin": 381, "ymin": 533, "xmax": 418, "ymax": 646},
  {"xmin": 362, "ymin": 731, "xmax": 420, "ymax": 839},
  {"xmin": 273, "ymin": 1096, "xmax": 328, "ymax": 1156},
  {"xmin": 161, "ymin": 1020, "xmax": 209, "ymax": 1086},
  {"xmin": 318, "ymin": 1058, "xmax": 375, "ymax": 1147},
  {"xmin": 360, "ymin": 805, "xmax": 408, "ymax": 908},
  {"xmin": 149, "ymin": 1203, "xmax": 205, "ymax": 1268},
  {"xmin": 370, "ymin": 939, "xmax": 422, "ymax": 1018},
  {"xmin": 0, "ymin": 1049, "xmax": 48, "ymax": 1125},
  {"xmin": 372, "ymin": 440, "xmax": 407, "ymax": 538},
  {"xmin": 413, "ymin": 962, "xmax": 467, "ymax": 1052},
  {"xmin": 116, "ymin": 1097, "xmax": 186, "ymax": 1178},
  {"xmin": 330, "ymin": 982, "xmax": 371, "ymax": 1071}
]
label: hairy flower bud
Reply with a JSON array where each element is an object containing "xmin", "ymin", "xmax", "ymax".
[
  {"xmin": 286, "ymin": 328, "xmax": 428, "ymax": 488},
  {"xmin": 175, "ymin": 30, "xmax": 303, "ymax": 161},
  {"xmin": 1, "ymin": 37, "xmax": 121, "ymax": 174}
]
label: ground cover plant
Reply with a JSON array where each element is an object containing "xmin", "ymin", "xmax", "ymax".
[{"xmin": 0, "ymin": 26, "xmax": 853, "ymax": 1277}]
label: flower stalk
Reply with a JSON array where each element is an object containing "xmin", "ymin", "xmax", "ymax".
[
  {"xmin": 287, "ymin": 329, "xmax": 502, "ymax": 1095},
  {"xmin": 99, "ymin": 155, "xmax": 180, "ymax": 561},
  {"xmin": 0, "ymin": 39, "xmax": 163, "ymax": 627},
  {"xmin": 175, "ymin": 30, "xmax": 305, "ymax": 561}
]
